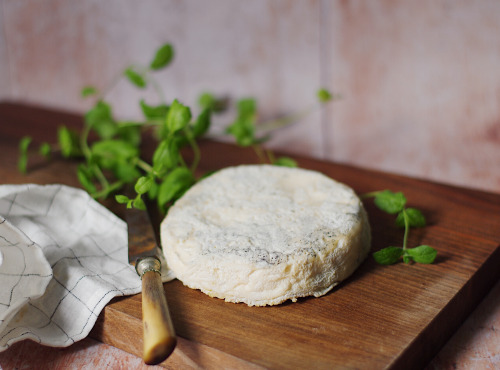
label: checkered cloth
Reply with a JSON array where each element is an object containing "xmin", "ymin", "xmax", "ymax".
[{"xmin": 0, "ymin": 184, "xmax": 172, "ymax": 351}]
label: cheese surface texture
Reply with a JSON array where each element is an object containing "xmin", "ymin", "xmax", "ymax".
[{"xmin": 160, "ymin": 165, "xmax": 371, "ymax": 306}]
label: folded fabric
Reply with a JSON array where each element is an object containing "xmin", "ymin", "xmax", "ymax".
[{"xmin": 0, "ymin": 184, "xmax": 173, "ymax": 351}]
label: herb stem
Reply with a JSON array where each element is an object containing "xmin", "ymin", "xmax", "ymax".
[
  {"xmin": 256, "ymin": 105, "xmax": 314, "ymax": 133},
  {"xmin": 252, "ymin": 144, "xmax": 268, "ymax": 164},
  {"xmin": 402, "ymin": 208, "xmax": 409, "ymax": 251},
  {"xmin": 136, "ymin": 158, "xmax": 154, "ymax": 174},
  {"xmin": 80, "ymin": 123, "xmax": 92, "ymax": 159},
  {"xmin": 266, "ymin": 149, "xmax": 276, "ymax": 164},
  {"xmin": 80, "ymin": 123, "xmax": 110, "ymax": 192},
  {"xmin": 92, "ymin": 180, "xmax": 124, "ymax": 199},
  {"xmin": 149, "ymin": 77, "xmax": 166, "ymax": 104},
  {"xmin": 184, "ymin": 130, "xmax": 201, "ymax": 173}
]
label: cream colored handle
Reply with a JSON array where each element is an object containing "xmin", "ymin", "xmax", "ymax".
[{"xmin": 138, "ymin": 258, "xmax": 176, "ymax": 365}]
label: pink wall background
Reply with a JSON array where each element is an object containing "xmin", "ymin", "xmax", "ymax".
[
  {"xmin": 1, "ymin": 1, "xmax": 499, "ymax": 368},
  {"xmin": 1, "ymin": 0, "xmax": 499, "ymax": 193}
]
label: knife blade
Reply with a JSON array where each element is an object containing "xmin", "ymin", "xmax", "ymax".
[{"xmin": 126, "ymin": 201, "xmax": 176, "ymax": 365}]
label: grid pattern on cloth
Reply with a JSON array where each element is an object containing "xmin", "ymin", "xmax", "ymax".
[{"xmin": 0, "ymin": 184, "xmax": 143, "ymax": 351}]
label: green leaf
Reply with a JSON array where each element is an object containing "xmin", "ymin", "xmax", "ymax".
[
  {"xmin": 115, "ymin": 194, "xmax": 130, "ymax": 204},
  {"xmin": 91, "ymin": 139, "xmax": 138, "ymax": 160},
  {"xmin": 406, "ymin": 245, "xmax": 437, "ymax": 264},
  {"xmin": 225, "ymin": 98, "xmax": 258, "ymax": 146},
  {"xmin": 19, "ymin": 136, "xmax": 32, "ymax": 152},
  {"xmin": 38, "ymin": 142, "xmax": 51, "ymax": 158},
  {"xmin": 152, "ymin": 138, "xmax": 179, "ymax": 176},
  {"xmin": 18, "ymin": 136, "xmax": 32, "ymax": 173},
  {"xmin": 114, "ymin": 161, "xmax": 141, "ymax": 183},
  {"xmin": 157, "ymin": 167, "xmax": 195, "ymax": 207},
  {"xmin": 373, "ymin": 246, "xmax": 403, "ymax": 265},
  {"xmin": 165, "ymin": 99, "xmax": 192, "ymax": 134},
  {"xmin": 81, "ymin": 86, "xmax": 98, "ymax": 97},
  {"xmin": 198, "ymin": 92, "xmax": 216, "ymax": 110},
  {"xmin": 90, "ymin": 139, "xmax": 138, "ymax": 172},
  {"xmin": 192, "ymin": 108, "xmax": 211, "ymax": 138},
  {"xmin": 237, "ymin": 98, "xmax": 257, "ymax": 118},
  {"xmin": 116, "ymin": 124, "xmax": 142, "ymax": 147},
  {"xmin": 140, "ymin": 99, "xmax": 169, "ymax": 120},
  {"xmin": 132, "ymin": 195, "xmax": 146, "ymax": 210},
  {"xmin": 198, "ymin": 92, "xmax": 228, "ymax": 113},
  {"xmin": 77, "ymin": 164, "xmax": 97, "ymax": 194},
  {"xmin": 85, "ymin": 101, "xmax": 116, "ymax": 139},
  {"xmin": 58, "ymin": 126, "xmax": 82, "ymax": 158},
  {"xmin": 226, "ymin": 119, "xmax": 255, "ymax": 146},
  {"xmin": 135, "ymin": 176, "xmax": 153, "ymax": 195},
  {"xmin": 396, "ymin": 208, "xmax": 426, "ymax": 228},
  {"xmin": 317, "ymin": 88, "xmax": 332, "ymax": 103},
  {"xmin": 273, "ymin": 157, "xmax": 297, "ymax": 167},
  {"xmin": 148, "ymin": 180, "xmax": 159, "ymax": 200},
  {"xmin": 374, "ymin": 190, "xmax": 407, "ymax": 214},
  {"xmin": 150, "ymin": 43, "xmax": 174, "ymax": 70},
  {"xmin": 124, "ymin": 67, "xmax": 147, "ymax": 88}
]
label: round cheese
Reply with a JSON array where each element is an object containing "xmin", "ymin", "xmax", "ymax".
[{"xmin": 160, "ymin": 164, "xmax": 371, "ymax": 306}]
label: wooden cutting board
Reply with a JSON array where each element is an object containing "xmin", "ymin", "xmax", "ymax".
[{"xmin": 1, "ymin": 102, "xmax": 499, "ymax": 369}]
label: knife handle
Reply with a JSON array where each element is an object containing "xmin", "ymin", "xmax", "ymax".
[{"xmin": 137, "ymin": 257, "xmax": 177, "ymax": 365}]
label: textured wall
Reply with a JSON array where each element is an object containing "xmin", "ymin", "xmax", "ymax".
[{"xmin": 1, "ymin": 0, "xmax": 499, "ymax": 192}]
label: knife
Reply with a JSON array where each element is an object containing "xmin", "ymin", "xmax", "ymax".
[{"xmin": 126, "ymin": 201, "xmax": 177, "ymax": 365}]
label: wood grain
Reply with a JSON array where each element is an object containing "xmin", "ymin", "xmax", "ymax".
[{"xmin": 1, "ymin": 103, "xmax": 499, "ymax": 369}]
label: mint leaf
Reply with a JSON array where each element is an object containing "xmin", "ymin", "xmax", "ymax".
[
  {"xmin": 18, "ymin": 136, "xmax": 32, "ymax": 173},
  {"xmin": 58, "ymin": 126, "xmax": 82, "ymax": 158},
  {"xmin": 373, "ymin": 246, "xmax": 403, "ymax": 265},
  {"xmin": 77, "ymin": 164, "xmax": 97, "ymax": 194},
  {"xmin": 134, "ymin": 176, "xmax": 153, "ymax": 195},
  {"xmin": 198, "ymin": 92, "xmax": 228, "ymax": 113},
  {"xmin": 317, "ymin": 88, "xmax": 332, "ymax": 102},
  {"xmin": 396, "ymin": 207, "xmax": 426, "ymax": 228},
  {"xmin": 192, "ymin": 108, "xmax": 211, "ymax": 138},
  {"xmin": 132, "ymin": 195, "xmax": 146, "ymax": 210},
  {"xmin": 90, "ymin": 140, "xmax": 139, "ymax": 182},
  {"xmin": 124, "ymin": 67, "xmax": 146, "ymax": 88},
  {"xmin": 225, "ymin": 98, "xmax": 259, "ymax": 146},
  {"xmin": 140, "ymin": 99, "xmax": 169, "ymax": 120},
  {"xmin": 148, "ymin": 181, "xmax": 159, "ymax": 200},
  {"xmin": 117, "ymin": 124, "xmax": 141, "ymax": 147},
  {"xmin": 39, "ymin": 142, "xmax": 51, "ymax": 158},
  {"xmin": 166, "ymin": 99, "xmax": 192, "ymax": 134},
  {"xmin": 81, "ymin": 86, "xmax": 98, "ymax": 97},
  {"xmin": 158, "ymin": 167, "xmax": 195, "ymax": 207},
  {"xmin": 115, "ymin": 194, "xmax": 130, "ymax": 204},
  {"xmin": 273, "ymin": 157, "xmax": 297, "ymax": 167},
  {"xmin": 114, "ymin": 161, "xmax": 141, "ymax": 183},
  {"xmin": 406, "ymin": 245, "xmax": 437, "ymax": 264},
  {"xmin": 85, "ymin": 101, "xmax": 116, "ymax": 139},
  {"xmin": 91, "ymin": 139, "xmax": 138, "ymax": 166},
  {"xmin": 150, "ymin": 44, "xmax": 174, "ymax": 70},
  {"xmin": 152, "ymin": 138, "xmax": 179, "ymax": 176},
  {"xmin": 374, "ymin": 190, "xmax": 407, "ymax": 214},
  {"xmin": 226, "ymin": 119, "xmax": 255, "ymax": 146},
  {"xmin": 237, "ymin": 98, "xmax": 256, "ymax": 118},
  {"xmin": 198, "ymin": 92, "xmax": 216, "ymax": 110}
]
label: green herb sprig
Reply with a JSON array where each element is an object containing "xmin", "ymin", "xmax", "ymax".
[
  {"xmin": 18, "ymin": 43, "xmax": 336, "ymax": 213},
  {"xmin": 223, "ymin": 87, "xmax": 336, "ymax": 167},
  {"xmin": 362, "ymin": 190, "xmax": 437, "ymax": 265}
]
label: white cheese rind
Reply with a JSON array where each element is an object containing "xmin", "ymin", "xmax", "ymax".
[{"xmin": 160, "ymin": 164, "xmax": 371, "ymax": 306}]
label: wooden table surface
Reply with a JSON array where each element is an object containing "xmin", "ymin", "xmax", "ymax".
[{"xmin": 0, "ymin": 102, "xmax": 499, "ymax": 369}]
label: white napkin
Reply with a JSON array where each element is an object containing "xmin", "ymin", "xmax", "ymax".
[{"xmin": 0, "ymin": 184, "xmax": 173, "ymax": 351}]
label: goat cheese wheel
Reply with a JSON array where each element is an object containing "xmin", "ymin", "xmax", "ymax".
[{"xmin": 160, "ymin": 165, "xmax": 371, "ymax": 306}]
